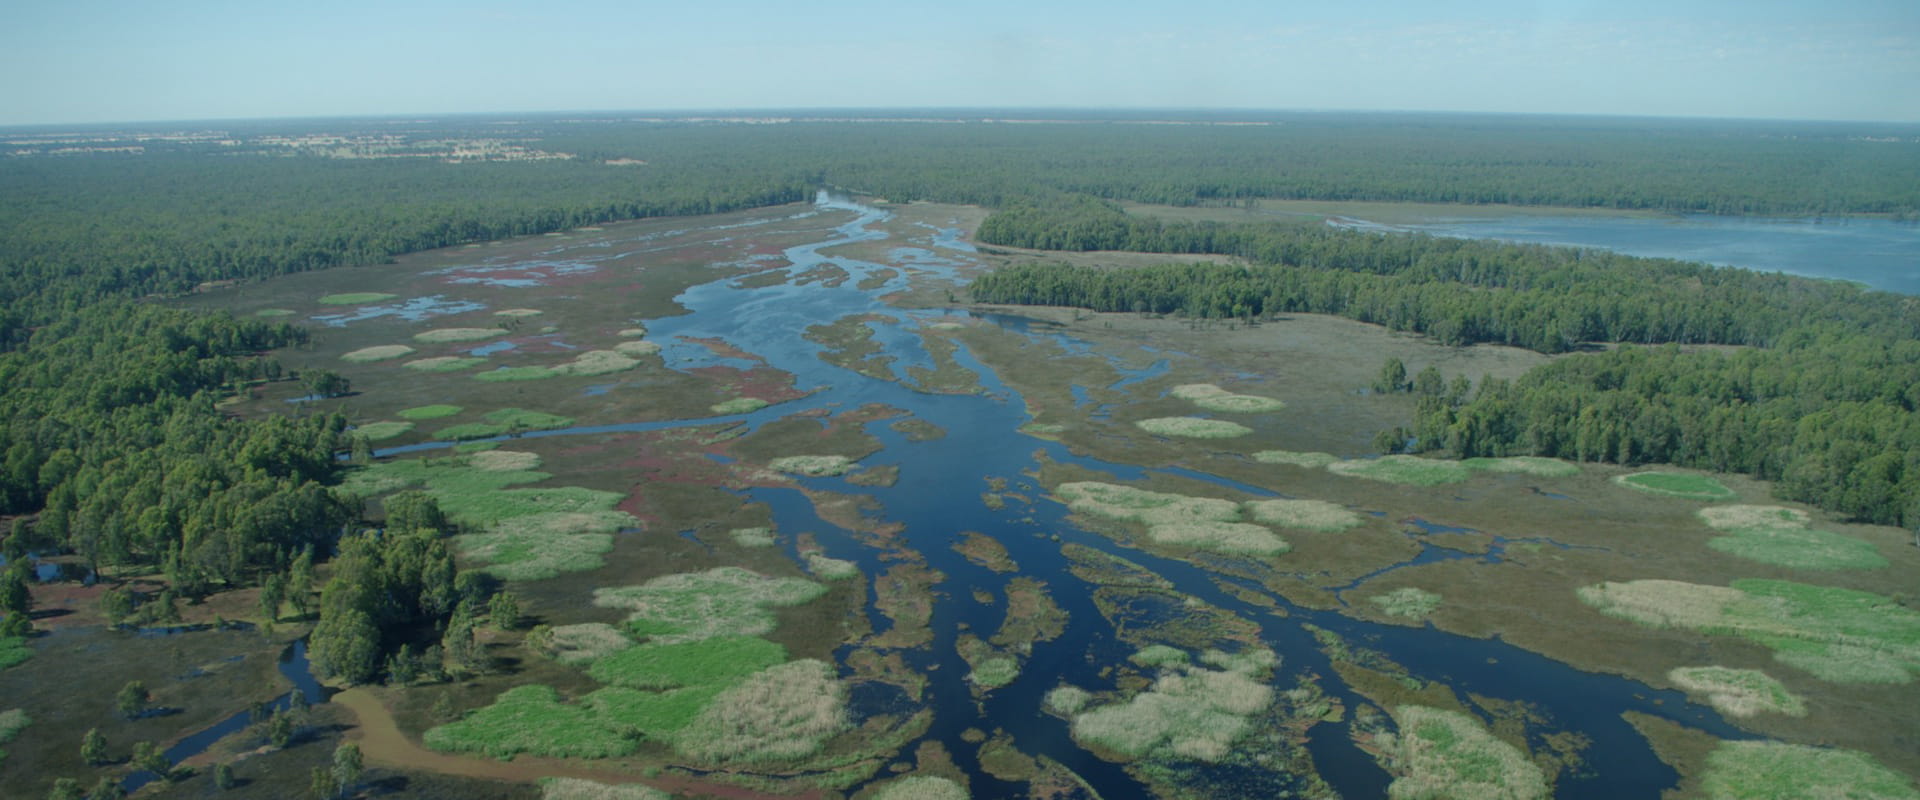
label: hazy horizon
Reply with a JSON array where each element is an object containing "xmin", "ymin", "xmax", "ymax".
[{"xmin": 5, "ymin": 0, "xmax": 1917, "ymax": 127}]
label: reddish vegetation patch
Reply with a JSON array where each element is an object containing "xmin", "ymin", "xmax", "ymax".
[
  {"xmin": 681, "ymin": 336, "xmax": 764, "ymax": 363},
  {"xmin": 687, "ymin": 366, "xmax": 808, "ymax": 404}
]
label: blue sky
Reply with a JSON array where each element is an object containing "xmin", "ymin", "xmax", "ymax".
[{"xmin": 3, "ymin": 0, "xmax": 1916, "ymax": 125}]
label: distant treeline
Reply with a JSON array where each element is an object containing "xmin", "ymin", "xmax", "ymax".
[{"xmin": 969, "ymin": 196, "xmax": 1920, "ymax": 530}]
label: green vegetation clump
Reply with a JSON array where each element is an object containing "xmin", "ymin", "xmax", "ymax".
[
  {"xmin": 593, "ymin": 568, "xmax": 828, "ymax": 644},
  {"xmin": 710, "ymin": 397, "xmax": 769, "ymax": 415},
  {"xmin": 0, "ymin": 708, "xmax": 27, "ymax": 762},
  {"xmin": 1170, "ymin": 384, "xmax": 1287, "ymax": 413},
  {"xmin": 1245, "ymin": 498, "xmax": 1363, "ymax": 532},
  {"xmin": 404, "ymin": 356, "xmax": 488, "ymax": 372},
  {"xmin": 872, "ymin": 776, "xmax": 969, "ymax": 800},
  {"xmin": 1615, "ymin": 471, "xmax": 1737, "ymax": 500},
  {"xmin": 1133, "ymin": 416, "xmax": 1253, "ymax": 438},
  {"xmin": 614, "ymin": 341, "xmax": 662, "ymax": 357},
  {"xmin": 1370, "ymin": 587, "xmax": 1442, "ymax": 619},
  {"xmin": 254, "ymin": 308, "xmax": 296, "ymax": 317},
  {"xmin": 1328, "ymin": 455, "xmax": 1474, "ymax": 486},
  {"xmin": 1253, "ymin": 450, "xmax": 1339, "ymax": 468},
  {"xmin": 1056, "ymin": 481, "xmax": 1288, "ymax": 555},
  {"xmin": 424, "ymin": 684, "xmax": 637, "ymax": 759},
  {"xmin": 1147, "ymin": 522, "xmax": 1289, "ymax": 556},
  {"xmin": 467, "ymin": 449, "xmax": 541, "ymax": 471},
  {"xmin": 970, "ymin": 657, "xmax": 1020, "ymax": 688},
  {"xmin": 1695, "ymin": 505, "xmax": 1886, "ymax": 570},
  {"xmin": 1377, "ymin": 705, "xmax": 1547, "ymax": 800},
  {"xmin": 1668, "ymin": 667, "xmax": 1805, "ymax": 717},
  {"xmin": 414, "ymin": 327, "xmax": 506, "ymax": 343},
  {"xmin": 435, "ymin": 408, "xmax": 576, "ymax": 440},
  {"xmin": 672, "ymin": 659, "xmax": 850, "ymax": 764},
  {"xmin": 589, "ymin": 636, "xmax": 788, "ymax": 690},
  {"xmin": 542, "ymin": 623, "xmax": 634, "ymax": 665},
  {"xmin": 538, "ymin": 777, "xmax": 669, "ymax": 800},
  {"xmin": 475, "ymin": 366, "xmax": 560, "ymax": 382},
  {"xmin": 555, "ymin": 350, "xmax": 641, "ymax": 376},
  {"xmin": 1130, "ymin": 645, "xmax": 1190, "ymax": 668},
  {"xmin": 1072, "ymin": 653, "xmax": 1276, "ymax": 762},
  {"xmin": 1463, "ymin": 456, "xmax": 1581, "ymax": 477},
  {"xmin": 319, "ymin": 292, "xmax": 397, "ymax": 305},
  {"xmin": 1046, "ymin": 686, "xmax": 1092, "ymax": 715},
  {"xmin": 436, "ymin": 422, "xmax": 512, "ymax": 440},
  {"xmin": 455, "ymin": 526, "xmax": 615, "ymax": 582},
  {"xmin": 805, "ymin": 554, "xmax": 860, "ymax": 581},
  {"xmin": 1701, "ymin": 741, "xmax": 1919, "ymax": 800},
  {"xmin": 398, "ymin": 404, "xmax": 464, "ymax": 420},
  {"xmin": 341, "ymin": 344, "xmax": 416, "ymax": 362},
  {"xmin": 496, "ymin": 308, "xmax": 544, "ymax": 318},
  {"xmin": 769, "ymin": 455, "xmax": 857, "ymax": 477},
  {"xmin": 1578, "ymin": 579, "xmax": 1920, "ymax": 683},
  {"xmin": 353, "ymin": 421, "xmax": 414, "ymax": 441},
  {"xmin": 729, "ymin": 527, "xmax": 776, "ymax": 548}
]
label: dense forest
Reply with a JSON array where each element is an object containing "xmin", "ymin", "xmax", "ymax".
[
  {"xmin": 967, "ymin": 197, "xmax": 1920, "ymax": 530},
  {"xmin": 0, "ymin": 113, "xmax": 1916, "ymax": 635}
]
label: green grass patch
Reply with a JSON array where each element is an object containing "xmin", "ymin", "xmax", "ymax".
[
  {"xmin": 1133, "ymin": 416, "xmax": 1253, "ymax": 438},
  {"xmin": 589, "ymin": 636, "xmax": 788, "ymax": 690},
  {"xmin": 539, "ymin": 777, "xmax": 668, "ymax": 800},
  {"xmin": 1253, "ymin": 450, "xmax": 1339, "ymax": 468},
  {"xmin": 1328, "ymin": 455, "xmax": 1474, "ymax": 486},
  {"xmin": 1463, "ymin": 456, "xmax": 1581, "ymax": 477},
  {"xmin": 1245, "ymin": 498, "xmax": 1362, "ymax": 532},
  {"xmin": 556, "ymin": 350, "xmax": 641, "ymax": 376},
  {"xmin": 497, "ymin": 308, "xmax": 544, "ymax": 318},
  {"xmin": 1130, "ymin": 645, "xmax": 1190, "ymax": 668},
  {"xmin": 541, "ymin": 623, "xmax": 634, "ymax": 665},
  {"xmin": 254, "ymin": 308, "xmax": 296, "ymax": 317},
  {"xmin": 584, "ymin": 684, "xmax": 727, "ymax": 741},
  {"xmin": 1615, "ymin": 471, "xmax": 1736, "ymax": 500},
  {"xmin": 398, "ymin": 404, "xmax": 464, "ymax": 420},
  {"xmin": 0, "ymin": 637, "xmax": 33, "ymax": 670},
  {"xmin": 729, "ymin": 527, "xmax": 776, "ymax": 548},
  {"xmin": 769, "ymin": 454, "xmax": 856, "ymax": 477},
  {"xmin": 1046, "ymin": 686, "xmax": 1092, "ymax": 714},
  {"xmin": 319, "ymin": 292, "xmax": 397, "ymax": 304},
  {"xmin": 341, "ymin": 344, "xmax": 416, "ymax": 362},
  {"xmin": 404, "ymin": 356, "xmax": 488, "ymax": 372},
  {"xmin": 594, "ymin": 568, "xmax": 828, "ymax": 644},
  {"xmin": 415, "ymin": 327, "xmax": 506, "ymax": 343},
  {"xmin": 1669, "ymin": 667, "xmax": 1805, "ymax": 717},
  {"xmin": 475, "ymin": 366, "xmax": 560, "ymax": 382},
  {"xmin": 1701, "ymin": 741, "xmax": 1919, "ymax": 800},
  {"xmin": 1370, "ymin": 587, "xmax": 1442, "ymax": 619},
  {"xmin": 1170, "ymin": 383, "xmax": 1287, "ymax": 413},
  {"xmin": 435, "ymin": 422, "xmax": 510, "ymax": 440},
  {"xmin": 424, "ymin": 684, "xmax": 637, "ymax": 759},
  {"xmin": 456, "ymin": 528, "xmax": 615, "ymax": 581},
  {"xmin": 710, "ymin": 397, "xmax": 769, "ymax": 415},
  {"xmin": 1695, "ymin": 505, "xmax": 1885, "ymax": 570},
  {"xmin": 484, "ymin": 408, "xmax": 575, "ymax": 430},
  {"xmin": 614, "ymin": 340, "xmax": 662, "ymax": 357},
  {"xmin": 353, "ymin": 421, "xmax": 414, "ymax": 441},
  {"xmin": 805, "ymin": 554, "xmax": 860, "ymax": 581},
  {"xmin": 1147, "ymin": 521, "xmax": 1289, "ymax": 556},
  {"xmin": 1056, "ymin": 481, "xmax": 1288, "ymax": 555},
  {"xmin": 1579, "ymin": 578, "xmax": 1920, "ymax": 683},
  {"xmin": 873, "ymin": 777, "xmax": 968, "ymax": 800},
  {"xmin": 1379, "ymin": 705, "xmax": 1548, "ymax": 800}
]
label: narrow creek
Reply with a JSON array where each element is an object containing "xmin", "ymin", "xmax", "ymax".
[{"xmin": 337, "ymin": 192, "xmax": 1758, "ymax": 797}]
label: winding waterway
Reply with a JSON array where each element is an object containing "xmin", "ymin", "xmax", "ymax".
[{"xmin": 346, "ymin": 193, "xmax": 1766, "ymax": 797}]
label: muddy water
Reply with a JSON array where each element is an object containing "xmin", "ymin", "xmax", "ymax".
[{"xmin": 367, "ymin": 192, "xmax": 1756, "ymax": 797}]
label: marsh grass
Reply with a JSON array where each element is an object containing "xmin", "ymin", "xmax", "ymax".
[
  {"xmin": 455, "ymin": 530, "xmax": 614, "ymax": 581},
  {"xmin": 769, "ymin": 455, "xmax": 856, "ymax": 477},
  {"xmin": 254, "ymin": 308, "xmax": 295, "ymax": 317},
  {"xmin": 1147, "ymin": 521, "xmax": 1290, "ymax": 556},
  {"xmin": 593, "ymin": 568, "xmax": 827, "ymax": 644},
  {"xmin": 538, "ymin": 777, "xmax": 668, "ymax": 800},
  {"xmin": 354, "ymin": 421, "xmax": 414, "ymax": 441},
  {"xmin": 404, "ymin": 356, "xmax": 488, "ymax": 372},
  {"xmin": 806, "ymin": 554, "xmax": 860, "ymax": 581},
  {"xmin": 1702, "ymin": 741, "xmax": 1919, "ymax": 800},
  {"xmin": 1377, "ymin": 705, "xmax": 1547, "ymax": 800},
  {"xmin": 1463, "ymin": 456, "xmax": 1581, "ymax": 477},
  {"xmin": 475, "ymin": 366, "xmax": 559, "ymax": 382},
  {"xmin": 1328, "ymin": 456, "xmax": 1474, "ymax": 486},
  {"xmin": 1698, "ymin": 506, "xmax": 1810, "ymax": 531},
  {"xmin": 1170, "ymin": 384, "xmax": 1287, "ymax": 413},
  {"xmin": 0, "ymin": 637, "xmax": 27, "ymax": 669},
  {"xmin": 319, "ymin": 292, "xmax": 397, "ymax": 304},
  {"xmin": 673, "ymin": 659, "xmax": 850, "ymax": 764},
  {"xmin": 584, "ymin": 684, "xmax": 724, "ymax": 741},
  {"xmin": 424, "ymin": 685, "xmax": 637, "ymax": 759},
  {"xmin": 1046, "ymin": 686, "xmax": 1092, "ymax": 715},
  {"xmin": 436, "ymin": 422, "xmax": 513, "ymax": 440},
  {"xmin": 1056, "ymin": 481, "xmax": 1288, "ymax": 555},
  {"xmin": 1615, "ymin": 471, "xmax": 1736, "ymax": 500},
  {"xmin": 496, "ymin": 308, "xmax": 544, "ymax": 318},
  {"xmin": 1668, "ymin": 667, "xmax": 1805, "ymax": 717},
  {"xmin": 588, "ymin": 636, "xmax": 787, "ymax": 690},
  {"xmin": 398, "ymin": 404, "xmax": 464, "ymax": 420},
  {"xmin": 970, "ymin": 657, "xmax": 1020, "ymax": 688},
  {"xmin": 872, "ymin": 776, "xmax": 969, "ymax": 800},
  {"xmin": 1245, "ymin": 498, "xmax": 1362, "ymax": 532},
  {"xmin": 1130, "ymin": 645, "xmax": 1190, "ymax": 669},
  {"xmin": 711, "ymin": 397, "xmax": 770, "ymax": 415},
  {"xmin": 617, "ymin": 327, "xmax": 646, "ymax": 337},
  {"xmin": 614, "ymin": 341, "xmax": 662, "ymax": 357},
  {"xmin": 467, "ymin": 450, "xmax": 541, "ymax": 471},
  {"xmin": 0, "ymin": 708, "xmax": 27, "ymax": 761},
  {"xmin": 1370, "ymin": 587, "xmax": 1442, "ymax": 619},
  {"xmin": 341, "ymin": 344, "xmax": 417, "ymax": 362},
  {"xmin": 1694, "ymin": 505, "xmax": 1885, "ymax": 570},
  {"xmin": 1133, "ymin": 416, "xmax": 1253, "ymax": 438},
  {"xmin": 1579, "ymin": 578, "xmax": 1920, "ymax": 683},
  {"xmin": 543, "ymin": 623, "xmax": 635, "ymax": 665},
  {"xmin": 415, "ymin": 327, "xmax": 506, "ymax": 343},
  {"xmin": 729, "ymin": 527, "xmax": 776, "ymax": 548},
  {"xmin": 485, "ymin": 408, "xmax": 575, "ymax": 430},
  {"xmin": 1072, "ymin": 663, "xmax": 1274, "ymax": 763},
  {"xmin": 555, "ymin": 350, "xmax": 640, "ymax": 376},
  {"xmin": 1253, "ymin": 450, "xmax": 1338, "ymax": 468}
]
